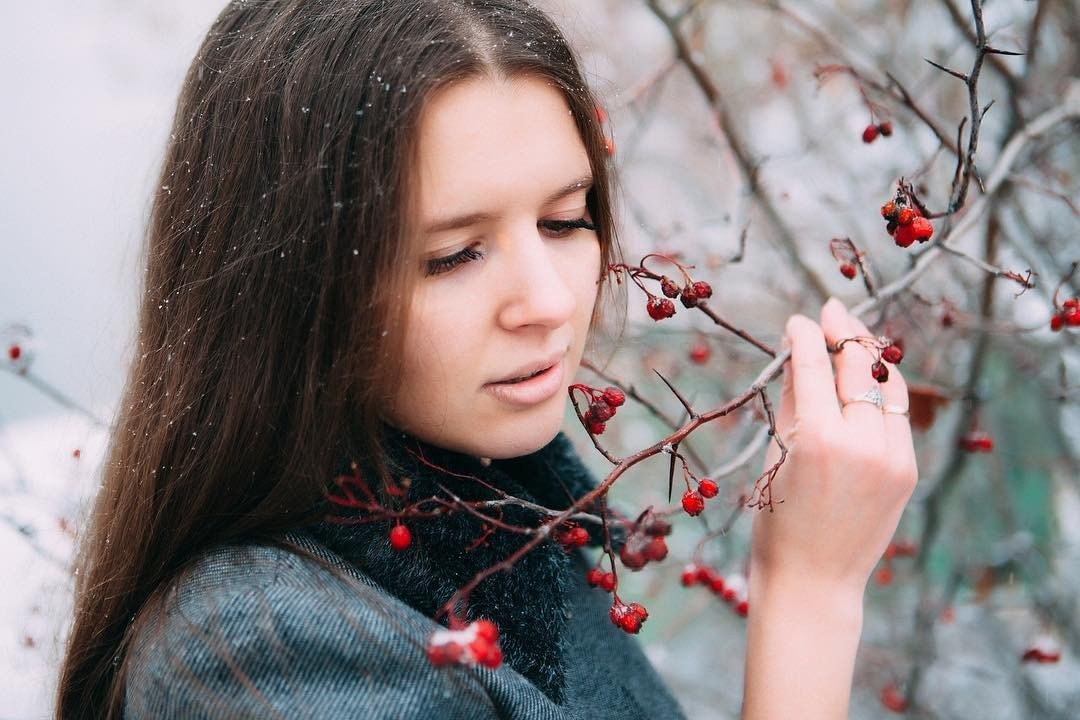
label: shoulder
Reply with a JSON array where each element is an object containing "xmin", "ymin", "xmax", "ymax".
[{"xmin": 124, "ymin": 532, "xmax": 500, "ymax": 720}]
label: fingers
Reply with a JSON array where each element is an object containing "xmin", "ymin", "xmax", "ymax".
[
  {"xmin": 820, "ymin": 298, "xmax": 884, "ymax": 430},
  {"xmin": 841, "ymin": 313, "xmax": 917, "ymax": 472},
  {"xmin": 785, "ymin": 314, "xmax": 842, "ymax": 426}
]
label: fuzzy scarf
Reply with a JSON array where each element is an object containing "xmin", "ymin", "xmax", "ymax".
[{"xmin": 306, "ymin": 424, "xmax": 616, "ymax": 704}]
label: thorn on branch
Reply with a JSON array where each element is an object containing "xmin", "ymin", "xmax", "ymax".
[
  {"xmin": 652, "ymin": 368, "xmax": 698, "ymax": 420},
  {"xmin": 925, "ymin": 58, "xmax": 969, "ymax": 82}
]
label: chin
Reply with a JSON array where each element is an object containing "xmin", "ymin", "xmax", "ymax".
[{"xmin": 470, "ymin": 404, "xmax": 565, "ymax": 460}]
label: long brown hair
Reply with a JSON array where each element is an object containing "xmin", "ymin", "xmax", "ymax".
[{"xmin": 56, "ymin": 0, "xmax": 625, "ymax": 717}]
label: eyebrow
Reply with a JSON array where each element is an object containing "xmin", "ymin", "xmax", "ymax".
[{"xmin": 422, "ymin": 173, "xmax": 594, "ymax": 235}]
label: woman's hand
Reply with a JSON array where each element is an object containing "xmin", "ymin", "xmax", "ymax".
[
  {"xmin": 741, "ymin": 297, "xmax": 919, "ymax": 719},
  {"xmin": 749, "ymin": 296, "xmax": 919, "ymax": 596}
]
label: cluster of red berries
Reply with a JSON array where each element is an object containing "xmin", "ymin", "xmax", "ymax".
[
  {"xmin": 646, "ymin": 277, "xmax": 714, "ymax": 321},
  {"xmin": 680, "ymin": 564, "xmax": 749, "ymax": 617},
  {"xmin": 609, "ymin": 599, "xmax": 650, "ymax": 634},
  {"xmin": 958, "ymin": 431, "xmax": 994, "ymax": 453},
  {"xmin": 880, "ymin": 197, "xmax": 933, "ymax": 247},
  {"xmin": 578, "ymin": 385, "xmax": 625, "ymax": 435},
  {"xmin": 426, "ymin": 619, "xmax": 503, "ymax": 668},
  {"xmin": 554, "ymin": 525, "xmax": 590, "ymax": 551},
  {"xmin": 680, "ymin": 478, "xmax": 719, "ymax": 517},
  {"xmin": 872, "ymin": 340, "xmax": 904, "ymax": 383},
  {"xmin": 874, "ymin": 539, "xmax": 918, "ymax": 586},
  {"xmin": 388, "ymin": 523, "xmax": 412, "ymax": 551},
  {"xmin": 585, "ymin": 567, "xmax": 617, "ymax": 592},
  {"xmin": 618, "ymin": 515, "xmax": 672, "ymax": 571},
  {"xmin": 1049, "ymin": 297, "xmax": 1080, "ymax": 331},
  {"xmin": 838, "ymin": 336, "xmax": 904, "ymax": 383},
  {"xmin": 862, "ymin": 121, "xmax": 893, "ymax": 143}
]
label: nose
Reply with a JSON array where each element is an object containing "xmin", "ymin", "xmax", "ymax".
[{"xmin": 495, "ymin": 223, "xmax": 577, "ymax": 331}]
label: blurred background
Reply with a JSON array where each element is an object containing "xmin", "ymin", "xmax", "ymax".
[{"xmin": 2, "ymin": 1, "xmax": 1078, "ymax": 717}]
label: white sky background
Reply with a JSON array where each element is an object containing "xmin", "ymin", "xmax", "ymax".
[{"xmin": 1, "ymin": 1, "xmax": 228, "ymax": 426}]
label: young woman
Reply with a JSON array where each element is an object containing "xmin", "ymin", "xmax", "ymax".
[{"xmin": 56, "ymin": 1, "xmax": 918, "ymax": 718}]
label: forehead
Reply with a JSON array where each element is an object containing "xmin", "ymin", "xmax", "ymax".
[{"xmin": 414, "ymin": 74, "xmax": 592, "ymax": 224}]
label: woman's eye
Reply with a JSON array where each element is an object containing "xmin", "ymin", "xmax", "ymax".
[
  {"xmin": 425, "ymin": 246, "xmax": 483, "ymax": 276},
  {"xmin": 424, "ymin": 217, "xmax": 596, "ymax": 277},
  {"xmin": 540, "ymin": 217, "xmax": 596, "ymax": 238}
]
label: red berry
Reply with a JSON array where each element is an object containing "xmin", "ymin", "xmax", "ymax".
[
  {"xmin": 689, "ymin": 342, "xmax": 710, "ymax": 365},
  {"xmin": 586, "ymin": 568, "xmax": 605, "ymax": 587},
  {"xmin": 629, "ymin": 602, "xmax": 649, "ymax": 621},
  {"xmin": 681, "ymin": 490, "xmax": 705, "ymax": 516},
  {"xmin": 979, "ymin": 435, "xmax": 994, "ymax": 452},
  {"xmin": 389, "ymin": 523, "xmax": 412, "ymax": 551},
  {"xmin": 601, "ymin": 387, "xmax": 625, "ymax": 407},
  {"xmin": 880, "ymin": 684, "xmax": 908, "ymax": 713},
  {"xmin": 708, "ymin": 575, "xmax": 726, "ymax": 594},
  {"xmin": 618, "ymin": 613, "xmax": 642, "ymax": 634},
  {"xmin": 698, "ymin": 478, "xmax": 719, "ymax": 498},
  {"xmin": 1050, "ymin": 313, "xmax": 1064, "ymax": 331},
  {"xmin": 1064, "ymin": 297, "xmax": 1079, "ymax": 310},
  {"xmin": 871, "ymin": 361, "xmax": 889, "ymax": 382},
  {"xmin": 659, "ymin": 276, "xmax": 680, "ymax": 298},
  {"xmin": 1066, "ymin": 308, "xmax": 1080, "ymax": 326},
  {"xmin": 566, "ymin": 527, "xmax": 589, "ymax": 547},
  {"xmin": 473, "ymin": 619, "xmax": 499, "ymax": 643},
  {"xmin": 595, "ymin": 105, "xmax": 607, "ymax": 124},
  {"xmin": 839, "ymin": 262, "xmax": 857, "ymax": 280},
  {"xmin": 646, "ymin": 297, "xmax": 676, "ymax": 321},
  {"xmin": 585, "ymin": 418, "xmax": 606, "ymax": 435},
  {"xmin": 695, "ymin": 566, "xmax": 714, "ymax": 584},
  {"xmin": 734, "ymin": 600, "xmax": 749, "ymax": 617},
  {"xmin": 599, "ymin": 572, "xmax": 616, "ymax": 592},
  {"xmin": 862, "ymin": 124, "xmax": 879, "ymax": 143},
  {"xmin": 881, "ymin": 343, "xmax": 903, "ymax": 364},
  {"xmin": 911, "ymin": 216, "xmax": 934, "ymax": 242},
  {"xmin": 896, "ymin": 207, "xmax": 916, "ymax": 226},
  {"xmin": 691, "ymin": 280, "xmax": 713, "ymax": 299},
  {"xmin": 8, "ymin": 344, "xmax": 20, "ymax": 361},
  {"xmin": 893, "ymin": 223, "xmax": 918, "ymax": 248},
  {"xmin": 679, "ymin": 285, "xmax": 700, "ymax": 308},
  {"xmin": 680, "ymin": 565, "xmax": 699, "ymax": 586},
  {"xmin": 589, "ymin": 401, "xmax": 616, "ymax": 421},
  {"xmin": 619, "ymin": 544, "xmax": 647, "ymax": 570},
  {"xmin": 472, "ymin": 639, "xmax": 503, "ymax": 668},
  {"xmin": 877, "ymin": 121, "xmax": 893, "ymax": 137},
  {"xmin": 643, "ymin": 536, "xmax": 668, "ymax": 562},
  {"xmin": 880, "ymin": 201, "xmax": 898, "ymax": 220}
]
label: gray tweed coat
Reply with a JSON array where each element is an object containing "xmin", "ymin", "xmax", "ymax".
[{"xmin": 123, "ymin": 429, "xmax": 687, "ymax": 719}]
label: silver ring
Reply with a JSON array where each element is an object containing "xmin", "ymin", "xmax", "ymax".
[
  {"xmin": 882, "ymin": 404, "xmax": 910, "ymax": 417},
  {"xmin": 840, "ymin": 385, "xmax": 884, "ymax": 410}
]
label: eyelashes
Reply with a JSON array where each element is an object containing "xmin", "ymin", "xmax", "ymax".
[{"xmin": 424, "ymin": 217, "xmax": 597, "ymax": 277}]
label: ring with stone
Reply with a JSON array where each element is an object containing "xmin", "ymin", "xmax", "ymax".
[{"xmin": 840, "ymin": 385, "xmax": 884, "ymax": 410}]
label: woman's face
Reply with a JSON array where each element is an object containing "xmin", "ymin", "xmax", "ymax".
[{"xmin": 383, "ymin": 74, "xmax": 602, "ymax": 460}]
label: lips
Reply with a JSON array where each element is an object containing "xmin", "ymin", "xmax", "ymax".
[{"xmin": 489, "ymin": 349, "xmax": 567, "ymax": 385}]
